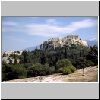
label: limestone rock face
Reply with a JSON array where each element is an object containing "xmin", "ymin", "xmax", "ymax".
[
  {"xmin": 40, "ymin": 35, "xmax": 88, "ymax": 50},
  {"xmin": 81, "ymin": 40, "xmax": 88, "ymax": 46}
]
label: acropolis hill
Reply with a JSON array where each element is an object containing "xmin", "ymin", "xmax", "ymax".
[{"xmin": 40, "ymin": 35, "xmax": 88, "ymax": 50}]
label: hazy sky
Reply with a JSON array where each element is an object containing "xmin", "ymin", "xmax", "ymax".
[{"xmin": 2, "ymin": 16, "xmax": 98, "ymax": 51}]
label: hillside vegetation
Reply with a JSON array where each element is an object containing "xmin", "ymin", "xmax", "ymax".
[{"xmin": 2, "ymin": 44, "xmax": 98, "ymax": 81}]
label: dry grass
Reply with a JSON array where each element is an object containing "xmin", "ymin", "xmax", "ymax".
[{"xmin": 5, "ymin": 66, "xmax": 98, "ymax": 82}]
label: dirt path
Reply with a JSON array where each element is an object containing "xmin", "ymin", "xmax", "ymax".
[{"xmin": 5, "ymin": 66, "xmax": 98, "ymax": 82}]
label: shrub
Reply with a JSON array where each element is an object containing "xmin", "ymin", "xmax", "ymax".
[
  {"xmin": 27, "ymin": 70, "xmax": 33, "ymax": 77},
  {"xmin": 2, "ymin": 64, "xmax": 27, "ymax": 81},
  {"xmin": 56, "ymin": 59, "xmax": 72, "ymax": 70},
  {"xmin": 56, "ymin": 59, "xmax": 76, "ymax": 75},
  {"xmin": 57, "ymin": 67, "xmax": 63, "ymax": 73},
  {"xmin": 12, "ymin": 65, "xmax": 27, "ymax": 79},
  {"xmin": 2, "ymin": 63, "xmax": 12, "ymax": 73},
  {"xmin": 24, "ymin": 63, "xmax": 33, "ymax": 68},
  {"xmin": 27, "ymin": 63, "xmax": 50, "ymax": 77},
  {"xmin": 85, "ymin": 60, "xmax": 94, "ymax": 67},
  {"xmin": 48, "ymin": 66, "xmax": 55, "ymax": 74},
  {"xmin": 62, "ymin": 65, "xmax": 76, "ymax": 75},
  {"xmin": 2, "ymin": 73, "xmax": 8, "ymax": 81},
  {"xmin": 70, "ymin": 65, "xmax": 76, "ymax": 73},
  {"xmin": 63, "ymin": 67, "xmax": 72, "ymax": 75}
]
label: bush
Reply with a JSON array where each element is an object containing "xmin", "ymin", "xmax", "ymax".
[
  {"xmin": 85, "ymin": 60, "xmax": 94, "ymax": 67},
  {"xmin": 27, "ymin": 70, "xmax": 33, "ymax": 77},
  {"xmin": 2, "ymin": 64, "xmax": 27, "ymax": 81},
  {"xmin": 2, "ymin": 73, "xmax": 8, "ymax": 81},
  {"xmin": 63, "ymin": 67, "xmax": 72, "ymax": 75},
  {"xmin": 27, "ymin": 63, "xmax": 50, "ymax": 77},
  {"xmin": 2, "ymin": 63, "xmax": 12, "ymax": 73},
  {"xmin": 56, "ymin": 59, "xmax": 72, "ymax": 70},
  {"xmin": 12, "ymin": 65, "xmax": 27, "ymax": 79},
  {"xmin": 48, "ymin": 66, "xmax": 55, "ymax": 74},
  {"xmin": 70, "ymin": 65, "xmax": 76, "ymax": 73},
  {"xmin": 24, "ymin": 63, "xmax": 33, "ymax": 68},
  {"xmin": 2, "ymin": 63, "xmax": 13, "ymax": 81},
  {"xmin": 56, "ymin": 59, "xmax": 76, "ymax": 75},
  {"xmin": 62, "ymin": 65, "xmax": 76, "ymax": 75},
  {"xmin": 57, "ymin": 67, "xmax": 63, "ymax": 73}
]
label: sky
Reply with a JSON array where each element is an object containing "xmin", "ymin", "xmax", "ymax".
[{"xmin": 2, "ymin": 16, "xmax": 98, "ymax": 51}]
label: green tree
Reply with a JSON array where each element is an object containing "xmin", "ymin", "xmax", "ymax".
[
  {"xmin": 86, "ymin": 45, "xmax": 98, "ymax": 65},
  {"xmin": 40, "ymin": 53, "xmax": 46, "ymax": 65},
  {"xmin": 22, "ymin": 50, "xmax": 28, "ymax": 64}
]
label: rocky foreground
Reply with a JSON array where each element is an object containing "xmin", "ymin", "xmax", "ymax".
[{"xmin": 5, "ymin": 66, "xmax": 98, "ymax": 82}]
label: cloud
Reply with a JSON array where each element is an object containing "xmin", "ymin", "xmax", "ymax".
[
  {"xmin": 46, "ymin": 19, "xmax": 57, "ymax": 25},
  {"xmin": 2, "ymin": 18, "xmax": 97, "ymax": 37},
  {"xmin": 67, "ymin": 19, "xmax": 97, "ymax": 30},
  {"xmin": 2, "ymin": 21, "xmax": 18, "ymax": 26},
  {"xmin": 89, "ymin": 38, "xmax": 97, "ymax": 41},
  {"xmin": 25, "ymin": 19, "xmax": 97, "ymax": 37},
  {"xmin": 2, "ymin": 22, "xmax": 26, "ymax": 33},
  {"xmin": 2, "ymin": 21, "xmax": 18, "ymax": 33},
  {"xmin": 25, "ymin": 24, "xmax": 62, "ymax": 37}
]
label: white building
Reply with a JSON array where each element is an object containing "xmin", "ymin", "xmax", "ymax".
[{"xmin": 2, "ymin": 50, "xmax": 22, "ymax": 64}]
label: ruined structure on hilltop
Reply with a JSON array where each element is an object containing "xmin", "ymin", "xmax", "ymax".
[{"xmin": 40, "ymin": 35, "xmax": 88, "ymax": 50}]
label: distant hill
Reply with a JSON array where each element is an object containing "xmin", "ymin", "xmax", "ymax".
[
  {"xmin": 25, "ymin": 45, "xmax": 40, "ymax": 51},
  {"xmin": 87, "ymin": 40, "xmax": 98, "ymax": 47}
]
